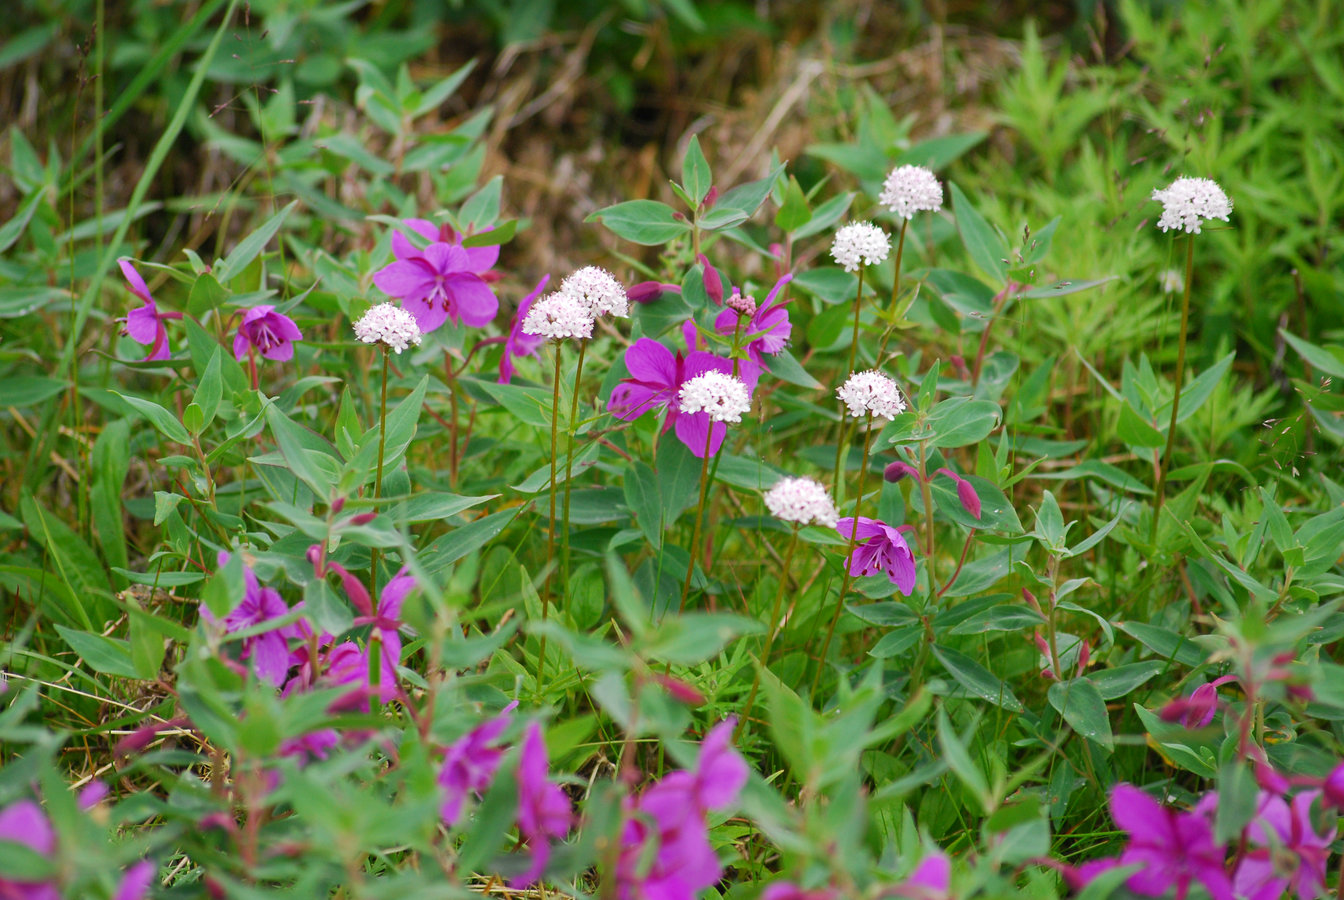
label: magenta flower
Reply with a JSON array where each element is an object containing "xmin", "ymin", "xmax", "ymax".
[
  {"xmin": 201, "ymin": 554, "xmax": 303, "ymax": 686},
  {"xmin": 713, "ymin": 274, "xmax": 793, "ymax": 367},
  {"xmin": 119, "ymin": 259, "xmax": 181, "ymax": 361},
  {"xmin": 114, "ymin": 860, "xmax": 156, "ymax": 900},
  {"xmin": 327, "ymin": 562, "xmax": 415, "ymax": 702},
  {"xmin": 499, "ymin": 275, "xmax": 550, "ymax": 384},
  {"xmin": 882, "ymin": 851, "xmax": 951, "ymax": 898},
  {"xmin": 615, "ymin": 719, "xmax": 748, "ymax": 900},
  {"xmin": 1233, "ymin": 791, "xmax": 1334, "ymax": 900},
  {"xmin": 1159, "ymin": 674, "xmax": 1238, "ymax": 728},
  {"xmin": 0, "ymin": 799, "xmax": 59, "ymax": 900},
  {"xmin": 934, "ymin": 468, "xmax": 982, "ymax": 521},
  {"xmin": 513, "ymin": 722, "xmax": 574, "ymax": 887},
  {"xmin": 439, "ymin": 701, "xmax": 518, "ymax": 825},
  {"xmin": 607, "ymin": 332, "xmax": 758, "ymax": 458},
  {"xmin": 232, "ymin": 305, "xmax": 302, "ymax": 362},
  {"xmin": 1077, "ymin": 783, "xmax": 1233, "ymax": 900},
  {"xmin": 374, "ymin": 240, "xmax": 498, "ymax": 333},
  {"xmin": 391, "ymin": 218, "xmax": 500, "ymax": 275},
  {"xmin": 835, "ymin": 517, "xmax": 917, "ymax": 596}
]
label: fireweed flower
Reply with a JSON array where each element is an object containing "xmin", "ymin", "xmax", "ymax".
[
  {"xmin": 201, "ymin": 553, "xmax": 303, "ymax": 686},
  {"xmin": 883, "ymin": 851, "xmax": 951, "ymax": 899},
  {"xmin": 438, "ymin": 701, "xmax": 518, "ymax": 825},
  {"xmin": 1159, "ymin": 674, "xmax": 1238, "ymax": 728},
  {"xmin": 1234, "ymin": 791, "xmax": 1334, "ymax": 900},
  {"xmin": 521, "ymin": 289, "xmax": 594, "ymax": 341},
  {"xmin": 119, "ymin": 259, "xmax": 181, "ymax": 361},
  {"xmin": 1152, "ymin": 177, "xmax": 1233, "ymax": 234},
  {"xmin": 353, "ymin": 303, "xmax": 423, "ymax": 354},
  {"xmin": 513, "ymin": 722, "xmax": 574, "ymax": 887},
  {"xmin": 764, "ymin": 477, "xmax": 839, "ymax": 528},
  {"xmin": 0, "ymin": 798, "xmax": 59, "ymax": 900},
  {"xmin": 233, "ymin": 305, "xmax": 303, "ymax": 362},
  {"xmin": 835, "ymin": 517, "xmax": 917, "ymax": 596},
  {"xmin": 499, "ymin": 275, "xmax": 550, "ymax": 384},
  {"xmin": 879, "ymin": 165, "xmax": 944, "ymax": 220},
  {"xmin": 607, "ymin": 331, "xmax": 759, "ymax": 458},
  {"xmin": 831, "ymin": 221, "xmax": 891, "ymax": 273},
  {"xmin": 327, "ymin": 562, "xmax": 415, "ymax": 702},
  {"xmin": 713, "ymin": 274, "xmax": 794, "ymax": 367},
  {"xmin": 837, "ymin": 370, "xmax": 906, "ymax": 420},
  {"xmin": 616, "ymin": 720, "xmax": 748, "ymax": 900},
  {"xmin": 390, "ymin": 218, "xmax": 500, "ymax": 276},
  {"xmin": 1076, "ymin": 783, "xmax": 1233, "ymax": 900},
  {"xmin": 677, "ymin": 370, "xmax": 752, "ymax": 424},
  {"xmin": 561, "ymin": 265, "xmax": 629, "ymax": 318},
  {"xmin": 374, "ymin": 241, "xmax": 499, "ymax": 333}
]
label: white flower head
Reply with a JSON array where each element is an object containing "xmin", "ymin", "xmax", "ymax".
[
  {"xmin": 764, "ymin": 477, "xmax": 839, "ymax": 528},
  {"xmin": 1152, "ymin": 177, "xmax": 1232, "ymax": 234},
  {"xmin": 1158, "ymin": 267, "xmax": 1184, "ymax": 294},
  {"xmin": 521, "ymin": 291, "xmax": 594, "ymax": 341},
  {"xmin": 353, "ymin": 303, "xmax": 423, "ymax": 354},
  {"xmin": 561, "ymin": 266, "xmax": 629, "ymax": 318},
  {"xmin": 830, "ymin": 221, "xmax": 891, "ymax": 273},
  {"xmin": 836, "ymin": 370, "xmax": 906, "ymax": 420},
  {"xmin": 879, "ymin": 165, "xmax": 944, "ymax": 220},
  {"xmin": 678, "ymin": 370, "xmax": 752, "ymax": 423}
]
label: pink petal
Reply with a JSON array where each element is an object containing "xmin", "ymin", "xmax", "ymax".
[
  {"xmin": 443, "ymin": 273, "xmax": 499, "ymax": 327},
  {"xmin": 624, "ymin": 338, "xmax": 677, "ymax": 387},
  {"xmin": 391, "ymin": 218, "xmax": 438, "ymax": 259},
  {"xmin": 124, "ymin": 303, "xmax": 160, "ymax": 344},
  {"xmin": 404, "ymin": 295, "xmax": 448, "ymax": 333},
  {"xmin": 119, "ymin": 258, "xmax": 152, "ymax": 302},
  {"xmin": 232, "ymin": 331, "xmax": 249, "ymax": 360},
  {"xmin": 374, "ymin": 259, "xmax": 437, "ymax": 301},
  {"xmin": 675, "ymin": 411, "xmax": 725, "ymax": 458}
]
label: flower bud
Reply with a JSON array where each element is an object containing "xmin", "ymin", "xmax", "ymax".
[
  {"xmin": 698, "ymin": 254, "xmax": 724, "ymax": 305},
  {"xmin": 628, "ymin": 281, "xmax": 678, "ymax": 304},
  {"xmin": 654, "ymin": 673, "xmax": 706, "ymax": 706},
  {"xmin": 1323, "ymin": 763, "xmax": 1344, "ymax": 810},
  {"xmin": 885, "ymin": 460, "xmax": 920, "ymax": 482}
]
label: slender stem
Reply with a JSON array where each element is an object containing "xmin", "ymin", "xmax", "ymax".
[
  {"xmin": 936, "ymin": 528, "xmax": 976, "ymax": 599},
  {"xmin": 678, "ymin": 422, "xmax": 716, "ymax": 614},
  {"xmin": 248, "ymin": 350, "xmax": 258, "ymax": 391},
  {"xmin": 876, "ymin": 219, "xmax": 908, "ymax": 363},
  {"xmin": 1151, "ymin": 237, "xmax": 1195, "ymax": 544},
  {"xmin": 371, "ymin": 346, "xmax": 389, "ymax": 605},
  {"xmin": 918, "ymin": 439, "xmax": 936, "ymax": 570},
  {"xmin": 814, "ymin": 411, "xmax": 874, "ymax": 697},
  {"xmin": 539, "ymin": 342, "xmax": 562, "ymax": 683},
  {"xmin": 833, "ymin": 268, "xmax": 867, "ymax": 502},
  {"xmin": 739, "ymin": 526, "xmax": 799, "ymax": 737},
  {"xmin": 970, "ymin": 284, "xmax": 1014, "ymax": 387},
  {"xmin": 561, "ymin": 339, "xmax": 588, "ymax": 604}
]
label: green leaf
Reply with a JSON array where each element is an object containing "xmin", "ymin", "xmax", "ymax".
[
  {"xmin": 1171, "ymin": 351, "xmax": 1235, "ymax": 424},
  {"xmin": 641, "ymin": 613, "xmax": 762, "ymax": 665},
  {"xmin": 90, "ymin": 418, "xmax": 130, "ymax": 573},
  {"xmin": 897, "ymin": 131, "xmax": 986, "ymax": 169},
  {"xmin": 927, "ymin": 397, "xmax": 1002, "ymax": 448},
  {"xmin": 716, "ymin": 162, "xmax": 786, "ymax": 218},
  {"xmin": 1214, "ymin": 759, "xmax": 1258, "ymax": 844},
  {"xmin": 20, "ymin": 493, "xmax": 111, "ymax": 628},
  {"xmin": 216, "ymin": 200, "xmax": 297, "ymax": 283},
  {"xmin": 460, "ymin": 175, "xmax": 502, "ymax": 229},
  {"xmin": 623, "ymin": 461, "xmax": 665, "ymax": 548},
  {"xmin": 932, "ymin": 644, "xmax": 1023, "ymax": 711},
  {"xmin": 2, "ymin": 375, "xmax": 66, "ymax": 406},
  {"xmin": 1280, "ymin": 329, "xmax": 1344, "ymax": 379},
  {"xmin": 1047, "ymin": 677, "xmax": 1113, "ymax": 750},
  {"xmin": 0, "ymin": 191, "xmax": 42, "ymax": 255},
  {"xmin": 262, "ymin": 401, "xmax": 340, "ymax": 498},
  {"xmin": 949, "ymin": 182, "xmax": 1008, "ymax": 284},
  {"xmin": 461, "ymin": 219, "xmax": 516, "ymax": 247},
  {"xmin": 421, "ymin": 507, "xmax": 517, "ymax": 574},
  {"xmin": 187, "ymin": 272, "xmax": 229, "ymax": 318},
  {"xmin": 681, "ymin": 134, "xmax": 712, "ymax": 207},
  {"xmin": 110, "ymin": 392, "xmax": 192, "ymax": 445},
  {"xmin": 774, "ymin": 175, "xmax": 810, "ymax": 232},
  {"xmin": 393, "ymin": 492, "xmax": 497, "ymax": 524},
  {"xmin": 153, "ymin": 492, "xmax": 185, "ymax": 526},
  {"xmin": 53, "ymin": 625, "xmax": 139, "ymax": 678},
  {"xmin": 194, "ymin": 347, "xmax": 224, "ymax": 430},
  {"xmin": 949, "ymin": 605, "xmax": 1045, "ymax": 635},
  {"xmin": 1115, "ymin": 621, "xmax": 1208, "ymax": 667},
  {"xmin": 1033, "ymin": 490, "xmax": 1066, "ymax": 549},
  {"xmin": 936, "ymin": 707, "xmax": 991, "ymax": 811},
  {"xmin": 586, "ymin": 200, "xmax": 690, "ymax": 246},
  {"xmin": 1089, "ymin": 661, "xmax": 1167, "ymax": 699},
  {"xmin": 1116, "ymin": 400, "xmax": 1164, "ymax": 448}
]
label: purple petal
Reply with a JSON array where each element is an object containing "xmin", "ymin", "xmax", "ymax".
[
  {"xmin": 0, "ymin": 799, "xmax": 54, "ymax": 854},
  {"xmin": 391, "ymin": 218, "xmax": 439, "ymax": 259},
  {"xmin": 464, "ymin": 238, "xmax": 499, "ymax": 273},
  {"xmin": 693, "ymin": 719, "xmax": 747, "ymax": 809},
  {"xmin": 907, "ymin": 851, "xmax": 950, "ymax": 893},
  {"xmin": 422, "ymin": 241, "xmax": 470, "ymax": 274},
  {"xmin": 124, "ymin": 302, "xmax": 161, "ymax": 344},
  {"xmin": 374, "ymin": 258, "xmax": 437, "ymax": 301},
  {"xmin": 119, "ymin": 259, "xmax": 152, "ymax": 303},
  {"xmin": 675, "ymin": 410, "xmax": 725, "ymax": 458},
  {"xmin": 404, "ymin": 294, "xmax": 448, "ymax": 333},
  {"xmin": 114, "ymin": 860, "xmax": 156, "ymax": 900},
  {"xmin": 625, "ymin": 338, "xmax": 677, "ymax": 387},
  {"xmin": 608, "ymin": 382, "xmax": 667, "ymax": 422},
  {"xmin": 1109, "ymin": 784, "xmax": 1170, "ymax": 841},
  {"xmin": 232, "ymin": 331, "xmax": 249, "ymax": 360},
  {"xmin": 251, "ymin": 632, "xmax": 292, "ymax": 686},
  {"xmin": 443, "ymin": 273, "xmax": 499, "ymax": 327}
]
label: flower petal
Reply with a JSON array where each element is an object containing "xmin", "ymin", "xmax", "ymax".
[{"xmin": 443, "ymin": 273, "xmax": 499, "ymax": 327}]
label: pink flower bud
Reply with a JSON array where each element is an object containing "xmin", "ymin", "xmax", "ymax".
[
  {"xmin": 1022, "ymin": 588, "xmax": 1042, "ymax": 612},
  {"xmin": 725, "ymin": 289, "xmax": 756, "ymax": 317},
  {"xmin": 950, "ymin": 355, "xmax": 970, "ymax": 379},
  {"xmin": 935, "ymin": 468, "xmax": 982, "ymax": 520},
  {"xmin": 349, "ymin": 512, "xmax": 378, "ymax": 526},
  {"xmin": 698, "ymin": 254, "xmax": 724, "ymax": 305},
  {"xmin": 331, "ymin": 497, "xmax": 345, "ymax": 514},
  {"xmin": 1254, "ymin": 761, "xmax": 1290, "ymax": 794},
  {"xmin": 78, "ymin": 780, "xmax": 109, "ymax": 810},
  {"xmin": 628, "ymin": 281, "xmax": 678, "ymax": 304},
  {"xmin": 654, "ymin": 673, "xmax": 706, "ymax": 706},
  {"xmin": 701, "ymin": 185, "xmax": 719, "ymax": 210},
  {"xmin": 306, "ymin": 543, "xmax": 326, "ymax": 576},
  {"xmin": 1323, "ymin": 763, "xmax": 1344, "ymax": 810},
  {"xmin": 885, "ymin": 460, "xmax": 921, "ymax": 482}
]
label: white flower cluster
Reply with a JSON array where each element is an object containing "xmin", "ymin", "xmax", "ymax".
[
  {"xmin": 1152, "ymin": 177, "xmax": 1233, "ymax": 234},
  {"xmin": 521, "ymin": 291, "xmax": 594, "ymax": 341},
  {"xmin": 562, "ymin": 266, "xmax": 629, "ymax": 318},
  {"xmin": 1158, "ymin": 268, "xmax": 1184, "ymax": 294},
  {"xmin": 764, "ymin": 476, "xmax": 838, "ymax": 528},
  {"xmin": 879, "ymin": 165, "xmax": 944, "ymax": 220},
  {"xmin": 836, "ymin": 370, "xmax": 907, "ymax": 420},
  {"xmin": 830, "ymin": 221, "xmax": 891, "ymax": 273},
  {"xmin": 353, "ymin": 303, "xmax": 423, "ymax": 353},
  {"xmin": 678, "ymin": 371, "xmax": 752, "ymax": 423}
]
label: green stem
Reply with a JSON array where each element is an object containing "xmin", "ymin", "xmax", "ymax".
[
  {"xmin": 561, "ymin": 339, "xmax": 588, "ymax": 604},
  {"xmin": 539, "ymin": 342, "xmax": 562, "ymax": 683},
  {"xmin": 739, "ymin": 526, "xmax": 799, "ymax": 736},
  {"xmin": 1151, "ymin": 237, "xmax": 1195, "ymax": 544},
  {"xmin": 813, "ymin": 411, "xmax": 874, "ymax": 698},
  {"xmin": 833, "ymin": 269, "xmax": 866, "ymax": 500},
  {"xmin": 371, "ymin": 347, "xmax": 389, "ymax": 605},
  {"xmin": 678, "ymin": 421, "xmax": 717, "ymax": 615},
  {"xmin": 876, "ymin": 218, "xmax": 908, "ymax": 364},
  {"xmin": 918, "ymin": 439, "xmax": 936, "ymax": 579}
]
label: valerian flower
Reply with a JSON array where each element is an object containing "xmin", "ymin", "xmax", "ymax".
[
  {"xmin": 561, "ymin": 265, "xmax": 629, "ymax": 318},
  {"xmin": 879, "ymin": 165, "xmax": 944, "ymax": 220},
  {"xmin": 119, "ymin": 258, "xmax": 181, "ymax": 361},
  {"xmin": 1152, "ymin": 177, "xmax": 1233, "ymax": 235},
  {"xmin": 764, "ymin": 477, "xmax": 838, "ymax": 528},
  {"xmin": 831, "ymin": 221, "xmax": 891, "ymax": 273},
  {"xmin": 353, "ymin": 303, "xmax": 423, "ymax": 354},
  {"xmin": 836, "ymin": 370, "xmax": 906, "ymax": 420},
  {"xmin": 607, "ymin": 329, "xmax": 759, "ymax": 458},
  {"xmin": 233, "ymin": 305, "xmax": 303, "ymax": 362},
  {"xmin": 677, "ymin": 370, "xmax": 752, "ymax": 424},
  {"xmin": 499, "ymin": 275, "xmax": 550, "ymax": 383},
  {"xmin": 521, "ymin": 289, "xmax": 594, "ymax": 341},
  {"xmin": 374, "ymin": 241, "xmax": 498, "ymax": 333},
  {"xmin": 835, "ymin": 517, "xmax": 917, "ymax": 596},
  {"xmin": 513, "ymin": 722, "xmax": 574, "ymax": 887}
]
